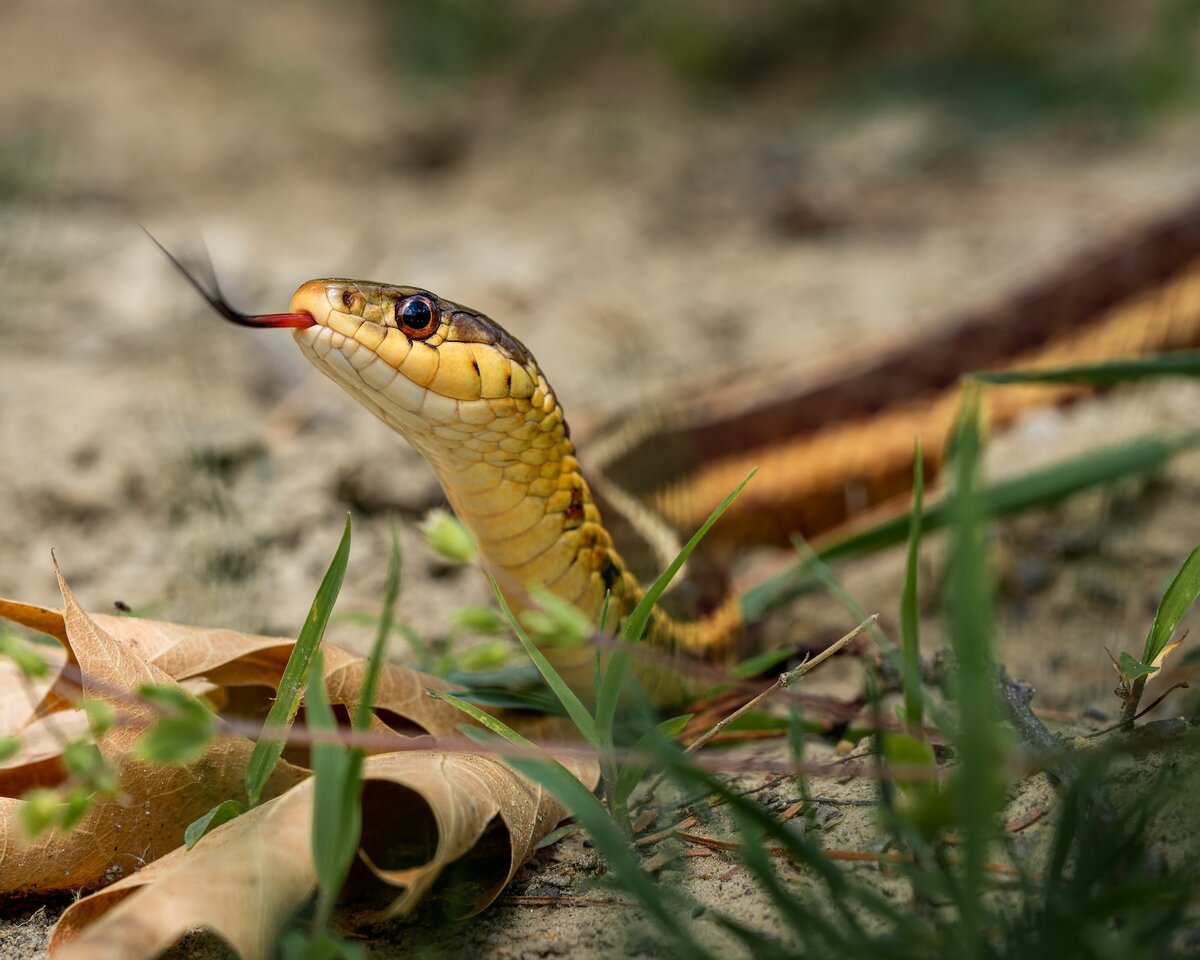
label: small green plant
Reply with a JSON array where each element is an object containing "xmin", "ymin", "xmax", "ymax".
[
  {"xmin": 420, "ymin": 508, "xmax": 477, "ymax": 564},
  {"xmin": 275, "ymin": 522, "xmax": 403, "ymax": 959},
  {"xmin": 1114, "ymin": 545, "xmax": 1200, "ymax": 725},
  {"xmin": 132, "ymin": 685, "xmax": 217, "ymax": 766},
  {"xmin": 18, "ymin": 729, "xmax": 120, "ymax": 839},
  {"xmin": 0, "ymin": 630, "xmax": 51, "ymax": 679},
  {"xmin": 338, "ymin": 514, "xmax": 526, "ymax": 680}
]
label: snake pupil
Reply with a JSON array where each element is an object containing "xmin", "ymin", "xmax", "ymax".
[{"xmin": 400, "ymin": 296, "xmax": 435, "ymax": 331}]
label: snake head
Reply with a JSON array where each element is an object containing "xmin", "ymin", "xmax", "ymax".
[{"xmin": 287, "ymin": 278, "xmax": 546, "ymax": 419}]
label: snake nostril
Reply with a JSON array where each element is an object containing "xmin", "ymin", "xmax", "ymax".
[{"xmin": 338, "ymin": 287, "xmax": 366, "ymax": 316}]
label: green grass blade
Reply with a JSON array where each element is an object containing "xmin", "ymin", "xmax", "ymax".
[
  {"xmin": 901, "ymin": 438, "xmax": 925, "ymax": 732},
  {"xmin": 427, "ymin": 689, "xmax": 537, "ymax": 748},
  {"xmin": 613, "ymin": 713, "xmax": 691, "ymax": 807},
  {"xmin": 594, "ymin": 469, "xmax": 757, "ymax": 765},
  {"xmin": 621, "ymin": 468, "xmax": 756, "ymax": 645},
  {"xmin": 945, "ymin": 387, "xmax": 1003, "ymax": 953},
  {"xmin": 501, "ymin": 754, "xmax": 711, "ymax": 957},
  {"xmin": 1141, "ymin": 544, "xmax": 1200, "ymax": 665},
  {"xmin": 742, "ymin": 431, "xmax": 1200, "ymax": 620},
  {"xmin": 306, "ymin": 648, "xmax": 362, "ymax": 930},
  {"xmin": 488, "ymin": 581, "xmax": 599, "ymax": 748},
  {"xmin": 245, "ymin": 515, "xmax": 351, "ymax": 807},
  {"xmin": 442, "ymin": 687, "xmax": 563, "ymax": 714},
  {"xmin": 354, "ymin": 520, "xmax": 402, "ymax": 732},
  {"xmin": 306, "ymin": 521, "xmax": 403, "ymax": 933},
  {"xmin": 184, "ymin": 799, "xmax": 245, "ymax": 849},
  {"xmin": 972, "ymin": 351, "xmax": 1200, "ymax": 385}
]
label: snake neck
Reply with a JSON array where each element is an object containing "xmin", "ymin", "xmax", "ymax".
[
  {"xmin": 292, "ymin": 315, "xmax": 743, "ymax": 700},
  {"xmin": 409, "ymin": 367, "xmax": 743, "ymax": 665}
]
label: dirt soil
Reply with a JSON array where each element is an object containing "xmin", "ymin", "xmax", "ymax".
[{"xmin": 2, "ymin": 1, "xmax": 1200, "ymax": 956}]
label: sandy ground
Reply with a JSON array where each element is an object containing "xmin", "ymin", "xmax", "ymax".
[{"xmin": 2, "ymin": 0, "xmax": 1200, "ymax": 956}]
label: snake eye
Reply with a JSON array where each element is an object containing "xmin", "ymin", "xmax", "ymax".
[{"xmin": 397, "ymin": 295, "xmax": 438, "ymax": 339}]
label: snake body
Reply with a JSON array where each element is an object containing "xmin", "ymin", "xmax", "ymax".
[
  {"xmin": 159, "ymin": 199, "xmax": 1200, "ymax": 702},
  {"xmin": 287, "ymin": 280, "xmax": 741, "ymax": 700},
  {"xmin": 595, "ymin": 198, "xmax": 1200, "ymax": 548}
]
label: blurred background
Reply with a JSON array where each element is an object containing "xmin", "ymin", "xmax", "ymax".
[{"xmin": 2, "ymin": 0, "xmax": 1199, "ymax": 707}]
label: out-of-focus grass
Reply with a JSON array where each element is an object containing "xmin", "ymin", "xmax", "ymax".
[
  {"xmin": 0, "ymin": 134, "xmax": 58, "ymax": 203},
  {"xmin": 369, "ymin": 0, "xmax": 1200, "ymax": 124}
]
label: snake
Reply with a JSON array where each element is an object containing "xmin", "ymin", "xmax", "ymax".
[
  {"xmin": 152, "ymin": 198, "xmax": 1200, "ymax": 703},
  {"xmin": 153, "ymin": 243, "xmax": 741, "ymax": 703}
]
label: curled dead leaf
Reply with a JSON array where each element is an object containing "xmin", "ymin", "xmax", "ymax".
[
  {"xmin": 0, "ymin": 597, "xmax": 466, "ymax": 741},
  {"xmin": 0, "ymin": 564, "xmax": 309, "ymax": 894},
  {"xmin": 49, "ymin": 780, "xmax": 316, "ymax": 960},
  {"xmin": 49, "ymin": 750, "xmax": 592, "ymax": 959}
]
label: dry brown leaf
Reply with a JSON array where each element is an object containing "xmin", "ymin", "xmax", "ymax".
[
  {"xmin": 359, "ymin": 749, "xmax": 592, "ymax": 919},
  {"xmin": 3, "ymin": 563, "xmax": 598, "ymax": 956},
  {"xmin": 0, "ymin": 598, "xmax": 69, "ymax": 644},
  {"xmin": 0, "ymin": 599, "xmax": 72, "ymax": 728},
  {"xmin": 0, "ymin": 597, "xmax": 465, "ymax": 739},
  {"xmin": 49, "ymin": 750, "xmax": 593, "ymax": 959},
  {"xmin": 49, "ymin": 780, "xmax": 317, "ymax": 960},
  {"xmin": 0, "ymin": 563, "xmax": 309, "ymax": 894}
]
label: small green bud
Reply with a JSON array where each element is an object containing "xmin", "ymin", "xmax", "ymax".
[
  {"xmin": 456, "ymin": 641, "xmax": 515, "ymax": 672},
  {"xmin": 0, "ymin": 735, "xmax": 20, "ymax": 763},
  {"xmin": 419, "ymin": 509, "xmax": 476, "ymax": 564},
  {"xmin": 0, "ymin": 633, "xmax": 49, "ymax": 679},
  {"xmin": 82, "ymin": 699, "xmax": 116, "ymax": 737},
  {"xmin": 132, "ymin": 683, "xmax": 216, "ymax": 765},
  {"xmin": 452, "ymin": 606, "xmax": 508, "ymax": 634},
  {"xmin": 519, "ymin": 587, "xmax": 591, "ymax": 648},
  {"xmin": 19, "ymin": 788, "xmax": 61, "ymax": 838},
  {"xmin": 62, "ymin": 740, "xmax": 104, "ymax": 779},
  {"xmin": 59, "ymin": 787, "xmax": 93, "ymax": 831}
]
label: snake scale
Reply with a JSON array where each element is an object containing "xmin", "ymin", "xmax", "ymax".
[{"xmin": 160, "ymin": 198, "xmax": 1200, "ymax": 701}]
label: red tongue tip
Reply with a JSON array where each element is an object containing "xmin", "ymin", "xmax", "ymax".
[{"xmin": 246, "ymin": 312, "xmax": 316, "ymax": 329}]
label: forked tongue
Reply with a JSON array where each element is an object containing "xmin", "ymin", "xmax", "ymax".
[{"xmin": 143, "ymin": 227, "xmax": 315, "ymax": 329}]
